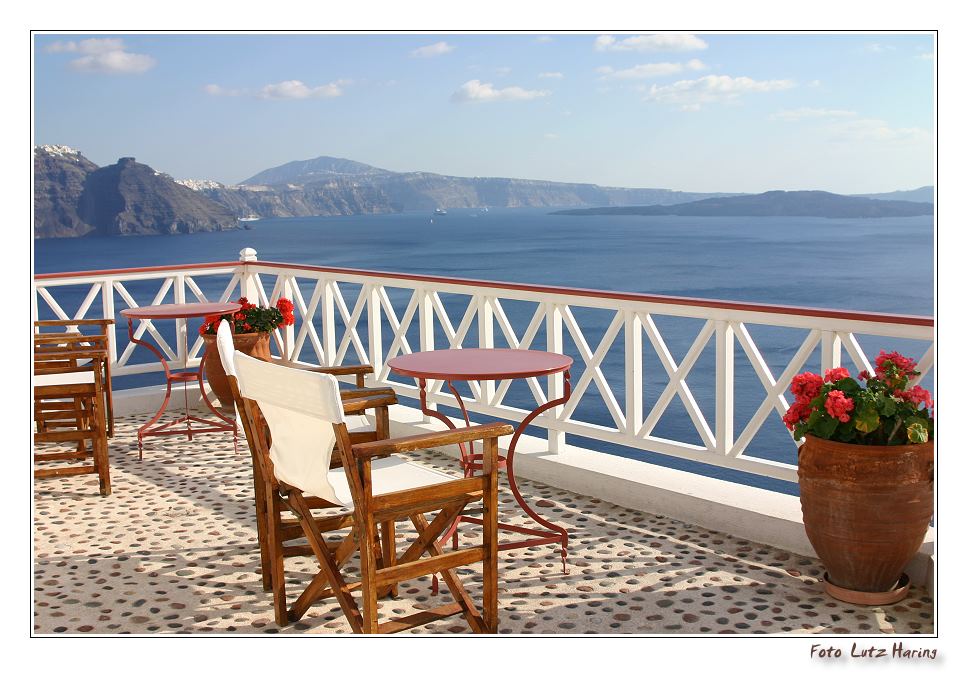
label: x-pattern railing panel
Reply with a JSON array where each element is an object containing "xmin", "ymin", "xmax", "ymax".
[{"xmin": 34, "ymin": 257, "xmax": 934, "ymax": 483}]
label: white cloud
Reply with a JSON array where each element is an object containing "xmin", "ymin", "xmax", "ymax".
[
  {"xmin": 598, "ymin": 59, "xmax": 706, "ymax": 80},
  {"xmin": 204, "ymin": 84, "xmax": 242, "ymax": 97},
  {"xmin": 256, "ymin": 79, "xmax": 348, "ymax": 99},
  {"xmin": 644, "ymin": 74, "xmax": 795, "ymax": 110},
  {"xmin": 495, "ymin": 66, "xmax": 512, "ymax": 76},
  {"xmin": 864, "ymin": 43, "xmax": 896, "ymax": 54},
  {"xmin": 595, "ymin": 34, "xmax": 708, "ymax": 53},
  {"xmin": 772, "ymin": 107, "xmax": 857, "ymax": 121},
  {"xmin": 828, "ymin": 118, "xmax": 930, "ymax": 143},
  {"xmin": 47, "ymin": 38, "xmax": 155, "ymax": 74},
  {"xmin": 538, "ymin": 71, "xmax": 564, "ymax": 79},
  {"xmin": 451, "ymin": 79, "xmax": 550, "ymax": 103},
  {"xmin": 917, "ymin": 52, "xmax": 935, "ymax": 61},
  {"xmin": 410, "ymin": 41, "xmax": 455, "ymax": 58}
]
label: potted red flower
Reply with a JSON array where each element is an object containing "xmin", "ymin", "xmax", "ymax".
[
  {"xmin": 200, "ymin": 296, "xmax": 295, "ymax": 406},
  {"xmin": 786, "ymin": 352, "xmax": 934, "ymax": 604}
]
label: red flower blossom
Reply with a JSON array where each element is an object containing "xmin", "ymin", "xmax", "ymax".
[
  {"xmin": 238, "ymin": 296, "xmax": 255, "ymax": 310},
  {"xmin": 875, "ymin": 350, "xmax": 918, "ymax": 380},
  {"xmin": 900, "ymin": 385, "xmax": 933, "ymax": 410},
  {"xmin": 782, "ymin": 399, "xmax": 813, "ymax": 430},
  {"xmin": 243, "ymin": 322, "xmax": 252, "ymax": 332},
  {"xmin": 824, "ymin": 367, "xmax": 851, "ymax": 383},
  {"xmin": 858, "ymin": 370, "xmax": 871, "ymax": 381},
  {"xmin": 790, "ymin": 372, "xmax": 823, "ymax": 402},
  {"xmin": 276, "ymin": 298, "xmax": 294, "ymax": 313},
  {"xmin": 824, "ymin": 390, "xmax": 855, "ymax": 423}
]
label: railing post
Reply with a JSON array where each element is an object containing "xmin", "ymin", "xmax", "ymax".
[
  {"xmin": 280, "ymin": 275, "xmax": 296, "ymax": 362},
  {"xmin": 715, "ymin": 320, "xmax": 735, "ymax": 455},
  {"xmin": 478, "ymin": 295, "xmax": 495, "ymax": 405},
  {"xmin": 624, "ymin": 310, "xmax": 643, "ymax": 438},
  {"xmin": 321, "ymin": 280, "xmax": 337, "ymax": 366},
  {"xmin": 101, "ymin": 279, "xmax": 117, "ymax": 364},
  {"xmin": 821, "ymin": 330, "xmax": 842, "ymax": 373},
  {"xmin": 239, "ymin": 247, "xmax": 259, "ymax": 301},
  {"xmin": 174, "ymin": 273, "xmax": 187, "ymax": 368},
  {"xmin": 419, "ymin": 288, "xmax": 438, "ymax": 421},
  {"xmin": 367, "ymin": 284, "xmax": 383, "ymax": 382},
  {"xmin": 546, "ymin": 302, "xmax": 565, "ymax": 454}
]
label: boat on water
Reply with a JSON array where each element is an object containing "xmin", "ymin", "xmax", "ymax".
[
  {"xmin": 434, "ymin": 208, "xmax": 447, "ymax": 215},
  {"xmin": 238, "ymin": 215, "xmax": 260, "ymax": 222}
]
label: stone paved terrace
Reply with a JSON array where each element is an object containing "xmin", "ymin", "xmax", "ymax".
[{"xmin": 33, "ymin": 417, "xmax": 934, "ymax": 635}]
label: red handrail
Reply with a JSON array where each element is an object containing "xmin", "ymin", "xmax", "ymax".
[{"xmin": 33, "ymin": 259, "xmax": 935, "ymax": 328}]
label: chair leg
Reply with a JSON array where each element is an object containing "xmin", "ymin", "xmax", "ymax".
[
  {"xmin": 264, "ymin": 488, "xmax": 289, "ymax": 627},
  {"xmin": 358, "ymin": 518, "xmax": 381, "ymax": 634},
  {"xmin": 380, "ymin": 521, "xmax": 398, "ymax": 598},
  {"xmin": 92, "ymin": 396, "xmax": 111, "ymax": 496},
  {"xmin": 250, "ymin": 466, "xmax": 273, "ymax": 592}
]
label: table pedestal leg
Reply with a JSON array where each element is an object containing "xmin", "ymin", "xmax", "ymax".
[
  {"xmin": 127, "ymin": 317, "xmax": 237, "ymax": 458},
  {"xmin": 420, "ymin": 371, "xmax": 572, "ymax": 595}
]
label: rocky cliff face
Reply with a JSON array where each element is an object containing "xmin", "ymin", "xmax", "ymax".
[
  {"xmin": 34, "ymin": 148, "xmax": 239, "ymax": 238},
  {"xmin": 34, "ymin": 146, "xmax": 99, "ymax": 238}
]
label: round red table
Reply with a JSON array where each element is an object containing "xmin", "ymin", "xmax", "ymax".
[
  {"xmin": 121, "ymin": 302, "xmax": 241, "ymax": 458},
  {"xmin": 388, "ymin": 348, "xmax": 573, "ymax": 573}
]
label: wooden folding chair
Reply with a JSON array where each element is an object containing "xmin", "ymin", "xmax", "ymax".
[
  {"xmin": 34, "ymin": 319, "xmax": 115, "ymax": 437},
  {"xmin": 33, "ymin": 324, "xmax": 113, "ymax": 496},
  {"xmin": 213, "ymin": 322, "xmax": 399, "ymax": 605},
  {"xmin": 232, "ymin": 351, "xmax": 511, "ymax": 633}
]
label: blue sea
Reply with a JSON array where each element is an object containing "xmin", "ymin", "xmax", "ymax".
[{"xmin": 34, "ymin": 209, "xmax": 935, "ymax": 495}]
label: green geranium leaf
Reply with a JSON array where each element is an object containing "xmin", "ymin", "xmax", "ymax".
[
  {"xmin": 854, "ymin": 406, "xmax": 880, "ymax": 434},
  {"xmin": 813, "ymin": 413, "xmax": 839, "ymax": 439},
  {"xmin": 907, "ymin": 422, "xmax": 929, "ymax": 444}
]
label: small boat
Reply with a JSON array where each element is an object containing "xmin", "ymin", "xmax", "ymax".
[
  {"xmin": 238, "ymin": 215, "xmax": 260, "ymax": 222},
  {"xmin": 434, "ymin": 208, "xmax": 447, "ymax": 215}
]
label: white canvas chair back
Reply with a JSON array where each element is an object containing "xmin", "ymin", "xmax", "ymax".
[
  {"xmin": 215, "ymin": 321, "xmax": 238, "ymax": 378},
  {"xmin": 233, "ymin": 351, "xmax": 347, "ymax": 505}
]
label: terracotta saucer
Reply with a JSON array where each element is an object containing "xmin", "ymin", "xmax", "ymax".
[{"xmin": 823, "ymin": 572, "xmax": 910, "ymax": 606}]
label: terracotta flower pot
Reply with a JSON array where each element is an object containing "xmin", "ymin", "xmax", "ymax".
[
  {"xmin": 798, "ymin": 434, "xmax": 934, "ymax": 601},
  {"xmin": 201, "ymin": 332, "xmax": 271, "ymax": 407}
]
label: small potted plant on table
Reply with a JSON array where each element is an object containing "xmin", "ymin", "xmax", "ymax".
[
  {"xmin": 199, "ymin": 296, "xmax": 295, "ymax": 406},
  {"xmin": 784, "ymin": 352, "xmax": 934, "ymax": 605}
]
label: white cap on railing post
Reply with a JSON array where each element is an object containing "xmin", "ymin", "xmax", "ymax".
[{"xmin": 239, "ymin": 247, "xmax": 258, "ymax": 262}]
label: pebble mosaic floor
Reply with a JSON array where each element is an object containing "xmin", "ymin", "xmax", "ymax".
[{"xmin": 33, "ymin": 417, "xmax": 934, "ymax": 635}]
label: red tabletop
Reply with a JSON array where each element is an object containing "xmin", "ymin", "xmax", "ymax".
[
  {"xmin": 120, "ymin": 302, "xmax": 241, "ymax": 320},
  {"xmin": 388, "ymin": 348, "xmax": 572, "ymax": 381}
]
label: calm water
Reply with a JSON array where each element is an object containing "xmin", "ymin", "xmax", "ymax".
[{"xmin": 34, "ymin": 209, "xmax": 935, "ymax": 494}]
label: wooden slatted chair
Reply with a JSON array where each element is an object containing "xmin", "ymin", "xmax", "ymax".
[
  {"xmin": 34, "ymin": 319, "xmax": 115, "ymax": 437},
  {"xmin": 33, "ymin": 321, "xmax": 114, "ymax": 496},
  {"xmin": 231, "ymin": 351, "xmax": 511, "ymax": 633},
  {"xmin": 214, "ymin": 322, "xmax": 399, "ymax": 605}
]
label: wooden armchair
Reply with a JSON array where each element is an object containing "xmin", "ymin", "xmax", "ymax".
[
  {"xmin": 33, "ymin": 320, "xmax": 114, "ymax": 496},
  {"xmin": 214, "ymin": 322, "xmax": 397, "ymax": 605},
  {"xmin": 232, "ymin": 351, "xmax": 512, "ymax": 633}
]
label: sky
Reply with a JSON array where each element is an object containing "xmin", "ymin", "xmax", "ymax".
[{"xmin": 32, "ymin": 32, "xmax": 935, "ymax": 193}]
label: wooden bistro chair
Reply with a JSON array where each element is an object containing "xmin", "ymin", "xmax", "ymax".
[
  {"xmin": 214, "ymin": 322, "xmax": 396, "ymax": 601},
  {"xmin": 33, "ymin": 320, "xmax": 115, "ymax": 496},
  {"xmin": 34, "ymin": 319, "xmax": 115, "ymax": 437},
  {"xmin": 231, "ymin": 351, "xmax": 512, "ymax": 633}
]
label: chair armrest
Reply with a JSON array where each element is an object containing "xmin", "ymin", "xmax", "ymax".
[
  {"xmin": 269, "ymin": 360, "xmax": 373, "ymax": 376},
  {"xmin": 351, "ymin": 422, "xmax": 514, "ymax": 459},
  {"xmin": 340, "ymin": 386, "xmax": 396, "ymax": 401},
  {"xmin": 34, "ymin": 319, "xmax": 114, "ymax": 327},
  {"xmin": 341, "ymin": 394, "xmax": 397, "ymax": 415}
]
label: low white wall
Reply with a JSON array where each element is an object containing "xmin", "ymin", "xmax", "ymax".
[{"xmin": 114, "ymin": 385, "xmax": 935, "ymax": 592}]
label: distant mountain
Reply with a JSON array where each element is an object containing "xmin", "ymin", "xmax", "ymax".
[
  {"xmin": 34, "ymin": 146, "xmax": 100, "ymax": 238},
  {"xmin": 241, "ymin": 156, "xmax": 394, "ymax": 186},
  {"xmin": 853, "ymin": 186, "xmax": 934, "ymax": 204},
  {"xmin": 217, "ymin": 154, "xmax": 735, "ymax": 216},
  {"xmin": 551, "ymin": 191, "xmax": 935, "ymax": 219},
  {"xmin": 34, "ymin": 147, "xmax": 239, "ymax": 238}
]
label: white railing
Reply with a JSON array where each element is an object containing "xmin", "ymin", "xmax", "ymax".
[{"xmin": 34, "ymin": 248, "xmax": 935, "ymax": 483}]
